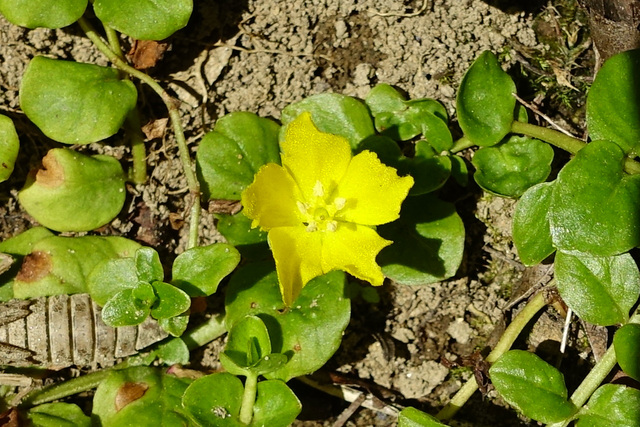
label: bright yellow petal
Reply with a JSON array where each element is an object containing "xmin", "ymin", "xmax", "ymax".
[
  {"xmin": 334, "ymin": 150, "xmax": 413, "ymax": 225},
  {"xmin": 321, "ymin": 223, "xmax": 391, "ymax": 286},
  {"xmin": 268, "ymin": 226, "xmax": 324, "ymax": 306},
  {"xmin": 241, "ymin": 163, "xmax": 303, "ymax": 230},
  {"xmin": 281, "ymin": 112, "xmax": 352, "ymax": 203}
]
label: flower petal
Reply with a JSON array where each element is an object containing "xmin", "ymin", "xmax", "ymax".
[
  {"xmin": 321, "ymin": 223, "xmax": 391, "ymax": 286},
  {"xmin": 334, "ymin": 150, "xmax": 414, "ymax": 225},
  {"xmin": 268, "ymin": 226, "xmax": 324, "ymax": 305},
  {"xmin": 281, "ymin": 112, "xmax": 352, "ymax": 203},
  {"xmin": 241, "ymin": 163, "xmax": 303, "ymax": 230}
]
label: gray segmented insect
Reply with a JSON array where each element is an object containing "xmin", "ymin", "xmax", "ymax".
[{"xmin": 0, "ymin": 294, "xmax": 168, "ymax": 368}]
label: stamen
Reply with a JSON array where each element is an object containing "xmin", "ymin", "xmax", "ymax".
[
  {"xmin": 297, "ymin": 201, "xmax": 309, "ymax": 215},
  {"xmin": 306, "ymin": 221, "xmax": 318, "ymax": 232},
  {"xmin": 313, "ymin": 180, "xmax": 325, "ymax": 198},
  {"xmin": 326, "ymin": 221, "xmax": 338, "ymax": 232},
  {"xmin": 334, "ymin": 197, "xmax": 346, "ymax": 210}
]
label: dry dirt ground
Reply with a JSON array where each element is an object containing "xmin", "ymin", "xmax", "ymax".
[{"xmin": 0, "ymin": 0, "xmax": 594, "ymax": 426}]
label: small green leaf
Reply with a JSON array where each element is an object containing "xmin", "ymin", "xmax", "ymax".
[
  {"xmin": 0, "ymin": 0, "xmax": 87, "ymax": 29},
  {"xmin": 155, "ymin": 338, "xmax": 190, "ymax": 365},
  {"xmin": 398, "ymin": 407, "xmax": 450, "ymax": 427},
  {"xmin": 215, "ymin": 212, "xmax": 269, "ymax": 260},
  {"xmin": 456, "ymin": 51, "xmax": 516, "ymax": 146},
  {"xmin": 225, "ymin": 263, "xmax": 350, "ymax": 381},
  {"xmin": 449, "ymin": 154, "xmax": 469, "ymax": 187},
  {"xmin": 101, "ymin": 287, "xmax": 153, "ymax": 327},
  {"xmin": 0, "ymin": 115, "xmax": 19, "ymax": 182},
  {"xmin": 196, "ymin": 112, "xmax": 281, "ymax": 200},
  {"xmin": 150, "ymin": 281, "xmax": 190, "ymax": 319},
  {"xmin": 94, "ymin": 0, "xmax": 192, "ymax": 40},
  {"xmin": 613, "ymin": 324, "xmax": 640, "ymax": 381},
  {"xmin": 182, "ymin": 373, "xmax": 244, "ymax": 426},
  {"xmin": 280, "ymin": 93, "xmax": 375, "ymax": 150},
  {"xmin": 251, "ymin": 380, "xmax": 301, "ymax": 427},
  {"xmin": 489, "ymin": 350, "xmax": 576, "ymax": 423},
  {"xmin": 19, "ymin": 148, "xmax": 126, "ymax": 232},
  {"xmin": 549, "ymin": 140, "xmax": 640, "ymax": 255},
  {"xmin": 93, "ymin": 366, "xmax": 192, "ymax": 426},
  {"xmin": 0, "ymin": 227, "xmax": 54, "ymax": 256},
  {"xmin": 512, "ymin": 182, "xmax": 556, "ymax": 266},
  {"xmin": 171, "ymin": 243, "xmax": 241, "ymax": 297},
  {"xmin": 20, "ymin": 57, "xmax": 137, "ymax": 144},
  {"xmin": 576, "ymin": 384, "xmax": 640, "ymax": 427},
  {"xmin": 27, "ymin": 402, "xmax": 91, "ymax": 427},
  {"xmin": 555, "ymin": 251, "xmax": 640, "ymax": 325},
  {"xmin": 87, "ymin": 257, "xmax": 138, "ymax": 306},
  {"xmin": 135, "ymin": 247, "xmax": 164, "ymax": 283},
  {"xmin": 587, "ymin": 49, "xmax": 640, "ymax": 154},
  {"xmin": 472, "ymin": 135, "xmax": 554, "ymax": 197},
  {"xmin": 158, "ymin": 312, "xmax": 189, "ymax": 337},
  {"xmin": 378, "ymin": 194, "xmax": 464, "ymax": 285},
  {"xmin": 223, "ymin": 315, "xmax": 272, "ymax": 368}
]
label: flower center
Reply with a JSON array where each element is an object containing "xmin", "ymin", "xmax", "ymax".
[{"xmin": 299, "ymin": 180, "xmax": 347, "ymax": 233}]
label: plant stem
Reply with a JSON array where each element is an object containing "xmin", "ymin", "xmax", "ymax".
[
  {"xmin": 450, "ymin": 135, "xmax": 475, "ymax": 153},
  {"xmin": 78, "ymin": 16, "xmax": 202, "ymax": 249},
  {"xmin": 125, "ymin": 110, "xmax": 147, "ymax": 184},
  {"xmin": 436, "ymin": 291, "xmax": 548, "ymax": 421},
  {"xmin": 181, "ymin": 313, "xmax": 227, "ymax": 351},
  {"xmin": 238, "ymin": 372, "xmax": 258, "ymax": 425}
]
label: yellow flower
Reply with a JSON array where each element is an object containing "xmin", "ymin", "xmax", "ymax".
[{"xmin": 241, "ymin": 112, "xmax": 414, "ymax": 305}]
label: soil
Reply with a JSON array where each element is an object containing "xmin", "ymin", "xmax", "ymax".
[{"xmin": 0, "ymin": 1, "xmax": 596, "ymax": 426}]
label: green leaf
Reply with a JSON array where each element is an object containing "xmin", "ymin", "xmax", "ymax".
[
  {"xmin": 196, "ymin": 112, "xmax": 281, "ymax": 200},
  {"xmin": 449, "ymin": 154, "xmax": 469, "ymax": 187},
  {"xmin": 549, "ymin": 140, "xmax": 640, "ymax": 256},
  {"xmin": 87, "ymin": 257, "xmax": 138, "ymax": 306},
  {"xmin": 155, "ymin": 337, "xmax": 190, "ymax": 365},
  {"xmin": 613, "ymin": 324, "xmax": 640, "ymax": 381},
  {"xmin": 101, "ymin": 286, "xmax": 153, "ymax": 327},
  {"xmin": 135, "ymin": 247, "xmax": 164, "ymax": 283},
  {"xmin": 378, "ymin": 194, "xmax": 464, "ymax": 285},
  {"xmin": 19, "ymin": 148, "xmax": 126, "ymax": 232},
  {"xmin": 93, "ymin": 366, "xmax": 192, "ymax": 426},
  {"xmin": 576, "ymin": 384, "xmax": 640, "ymax": 427},
  {"xmin": 512, "ymin": 182, "xmax": 556, "ymax": 266},
  {"xmin": 27, "ymin": 402, "xmax": 91, "ymax": 427},
  {"xmin": 251, "ymin": 380, "xmax": 301, "ymax": 427},
  {"xmin": 150, "ymin": 281, "xmax": 190, "ymax": 319},
  {"xmin": 158, "ymin": 312, "xmax": 189, "ymax": 337},
  {"xmin": 182, "ymin": 372, "xmax": 244, "ymax": 427},
  {"xmin": 225, "ymin": 263, "xmax": 350, "ymax": 381},
  {"xmin": 472, "ymin": 135, "xmax": 554, "ymax": 197},
  {"xmin": 358, "ymin": 136, "xmax": 451, "ymax": 195},
  {"xmin": 398, "ymin": 407, "xmax": 450, "ymax": 427},
  {"xmin": 20, "ymin": 57, "xmax": 137, "ymax": 144},
  {"xmin": 94, "ymin": 0, "xmax": 192, "ymax": 40},
  {"xmin": 489, "ymin": 350, "xmax": 576, "ymax": 423},
  {"xmin": 456, "ymin": 51, "xmax": 516, "ymax": 146},
  {"xmin": 555, "ymin": 251, "xmax": 640, "ymax": 326},
  {"xmin": 0, "ymin": 0, "xmax": 87, "ymax": 29},
  {"xmin": 13, "ymin": 235, "xmax": 140, "ymax": 299},
  {"xmin": 0, "ymin": 227, "xmax": 54, "ymax": 256},
  {"xmin": 171, "ymin": 243, "xmax": 241, "ymax": 296},
  {"xmin": 586, "ymin": 49, "xmax": 640, "ymax": 154},
  {"xmin": 280, "ymin": 93, "xmax": 375, "ymax": 150},
  {"xmin": 215, "ymin": 212, "xmax": 269, "ymax": 260},
  {"xmin": 223, "ymin": 315, "xmax": 272, "ymax": 368},
  {"xmin": 0, "ymin": 115, "xmax": 19, "ymax": 182}
]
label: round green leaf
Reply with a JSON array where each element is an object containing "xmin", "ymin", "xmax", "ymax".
[
  {"xmin": 182, "ymin": 372, "xmax": 244, "ymax": 427},
  {"xmin": 155, "ymin": 337, "xmax": 190, "ymax": 365},
  {"xmin": 18, "ymin": 148, "xmax": 126, "ymax": 232},
  {"xmin": 0, "ymin": 115, "xmax": 19, "ymax": 182},
  {"xmin": 577, "ymin": 384, "xmax": 640, "ymax": 427},
  {"xmin": 223, "ymin": 315, "xmax": 272, "ymax": 368},
  {"xmin": 252, "ymin": 380, "xmax": 302, "ymax": 427},
  {"xmin": 555, "ymin": 251, "xmax": 640, "ymax": 326},
  {"xmin": 20, "ymin": 56, "xmax": 137, "ymax": 144},
  {"xmin": 587, "ymin": 49, "xmax": 640, "ymax": 154},
  {"xmin": 135, "ymin": 247, "xmax": 164, "ymax": 284},
  {"xmin": 549, "ymin": 140, "xmax": 640, "ymax": 256},
  {"xmin": 158, "ymin": 312, "xmax": 189, "ymax": 337},
  {"xmin": 378, "ymin": 194, "xmax": 464, "ymax": 285},
  {"xmin": 280, "ymin": 93, "xmax": 375, "ymax": 150},
  {"xmin": 489, "ymin": 350, "xmax": 576, "ymax": 423},
  {"xmin": 215, "ymin": 212, "xmax": 269, "ymax": 260},
  {"xmin": 613, "ymin": 324, "xmax": 640, "ymax": 381},
  {"xmin": 171, "ymin": 243, "xmax": 241, "ymax": 297},
  {"xmin": 101, "ymin": 286, "xmax": 153, "ymax": 327},
  {"xmin": 0, "ymin": 0, "xmax": 87, "ymax": 29},
  {"xmin": 93, "ymin": 366, "xmax": 192, "ymax": 426},
  {"xmin": 94, "ymin": 0, "xmax": 192, "ymax": 40},
  {"xmin": 398, "ymin": 407, "xmax": 449, "ymax": 427},
  {"xmin": 150, "ymin": 281, "xmax": 190, "ymax": 319},
  {"xmin": 27, "ymin": 402, "xmax": 91, "ymax": 427},
  {"xmin": 472, "ymin": 135, "xmax": 554, "ymax": 197},
  {"xmin": 196, "ymin": 112, "xmax": 281, "ymax": 201},
  {"xmin": 225, "ymin": 263, "xmax": 350, "ymax": 381},
  {"xmin": 513, "ymin": 182, "xmax": 556, "ymax": 266},
  {"xmin": 457, "ymin": 51, "xmax": 516, "ymax": 146},
  {"xmin": 87, "ymin": 257, "xmax": 138, "ymax": 306}
]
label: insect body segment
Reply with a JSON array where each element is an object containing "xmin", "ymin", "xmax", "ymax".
[{"xmin": 0, "ymin": 294, "xmax": 167, "ymax": 368}]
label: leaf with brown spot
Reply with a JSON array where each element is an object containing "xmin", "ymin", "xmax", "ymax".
[
  {"xmin": 115, "ymin": 381, "xmax": 149, "ymax": 411},
  {"xmin": 16, "ymin": 251, "xmax": 52, "ymax": 283}
]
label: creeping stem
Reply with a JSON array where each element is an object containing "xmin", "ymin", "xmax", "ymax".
[
  {"xmin": 78, "ymin": 16, "xmax": 201, "ymax": 249},
  {"xmin": 436, "ymin": 290, "xmax": 548, "ymax": 421}
]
